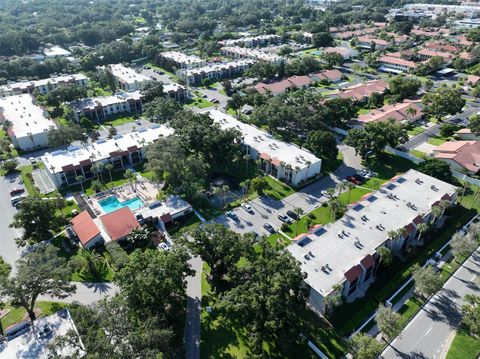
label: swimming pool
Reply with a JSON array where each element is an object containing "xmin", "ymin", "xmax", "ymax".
[{"xmin": 99, "ymin": 196, "xmax": 144, "ymax": 214}]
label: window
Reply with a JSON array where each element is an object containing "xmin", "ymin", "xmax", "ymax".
[
  {"xmin": 348, "ymin": 278, "xmax": 358, "ymax": 295},
  {"xmin": 364, "ymin": 267, "xmax": 373, "ymax": 281}
]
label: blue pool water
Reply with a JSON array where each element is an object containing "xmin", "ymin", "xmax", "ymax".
[{"xmin": 99, "ymin": 196, "xmax": 144, "ymax": 214}]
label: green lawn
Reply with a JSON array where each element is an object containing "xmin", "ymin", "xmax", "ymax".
[
  {"xmin": 104, "ymin": 115, "xmax": 136, "ymax": 127},
  {"xmin": 1, "ymin": 301, "xmax": 69, "ymax": 329},
  {"xmin": 407, "ymin": 126, "xmax": 426, "ymax": 136},
  {"xmin": 264, "ymin": 177, "xmax": 295, "ymax": 200},
  {"xmin": 145, "ymin": 63, "xmax": 176, "ymax": 77},
  {"xmin": 186, "ymin": 97, "xmax": 215, "ymax": 109},
  {"xmin": 409, "ymin": 149, "xmax": 427, "ymax": 159},
  {"xmin": 397, "ymin": 297, "xmax": 422, "ymax": 327},
  {"xmin": 168, "ymin": 214, "xmax": 202, "ymax": 237},
  {"xmin": 427, "ymin": 136, "xmax": 447, "ymax": 146},
  {"xmin": 357, "ymin": 108, "xmax": 371, "ymax": 115},
  {"xmin": 446, "ymin": 330, "xmax": 480, "ymax": 359}
]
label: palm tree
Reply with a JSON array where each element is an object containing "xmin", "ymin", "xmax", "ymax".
[
  {"xmin": 239, "ymin": 179, "xmax": 250, "ymax": 198},
  {"xmin": 326, "ymin": 187, "xmax": 336, "ymax": 198},
  {"xmin": 124, "ymin": 169, "xmax": 136, "ymax": 190},
  {"xmin": 294, "ymin": 207, "xmax": 305, "ymax": 236},
  {"xmin": 75, "ymin": 175, "xmax": 85, "ymax": 193},
  {"xmin": 375, "ymin": 246, "xmax": 393, "ymax": 275},
  {"xmin": 50, "ymin": 165, "xmax": 59, "ymax": 187},
  {"xmin": 91, "ymin": 162, "xmax": 105, "ymax": 182},
  {"xmin": 243, "ymin": 154, "xmax": 250, "ymax": 173},
  {"xmin": 336, "ymin": 181, "xmax": 347, "ymax": 196},
  {"xmin": 405, "ymin": 106, "xmax": 417, "ymax": 120},
  {"xmin": 416, "ymin": 223, "xmax": 429, "ymax": 243},
  {"xmin": 213, "ymin": 185, "xmax": 230, "ymax": 209},
  {"xmin": 71, "ymin": 249, "xmax": 105, "ymax": 277},
  {"xmin": 346, "ymin": 182, "xmax": 355, "ymax": 204},
  {"xmin": 431, "ymin": 206, "xmax": 443, "ymax": 223},
  {"xmin": 305, "ymin": 161, "xmax": 312, "ymax": 179},
  {"xmin": 1, "ymin": 119, "xmax": 13, "ymax": 133},
  {"xmin": 328, "ymin": 196, "xmax": 340, "ymax": 220},
  {"xmin": 104, "ymin": 163, "xmax": 114, "ymax": 184}
]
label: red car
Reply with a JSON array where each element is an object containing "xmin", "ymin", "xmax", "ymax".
[{"xmin": 346, "ymin": 176, "xmax": 360, "ymax": 185}]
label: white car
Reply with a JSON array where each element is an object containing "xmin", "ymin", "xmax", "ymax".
[
  {"xmin": 321, "ymin": 190, "xmax": 332, "ymax": 199},
  {"xmin": 159, "ymin": 242, "xmax": 170, "ymax": 251},
  {"xmin": 242, "ymin": 203, "xmax": 254, "ymax": 214}
]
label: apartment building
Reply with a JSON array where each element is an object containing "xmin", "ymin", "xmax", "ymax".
[
  {"xmin": 221, "ymin": 46, "xmax": 284, "ymax": 64},
  {"xmin": 357, "ymin": 36, "xmax": 389, "ymax": 50},
  {"xmin": 0, "ymin": 94, "xmax": 57, "ymax": 150},
  {"xmin": 378, "ymin": 55, "xmax": 418, "ymax": 74},
  {"xmin": 0, "ymin": 74, "xmax": 89, "ymax": 96},
  {"xmin": 334, "ymin": 79, "xmax": 389, "ymax": 102},
  {"xmin": 70, "ymin": 92, "xmax": 143, "ymax": 122},
  {"xmin": 254, "ymin": 76, "xmax": 313, "ymax": 96},
  {"xmin": 288, "ymin": 169, "xmax": 457, "ymax": 312},
  {"xmin": 41, "ymin": 125, "xmax": 173, "ymax": 187},
  {"xmin": 157, "ymin": 51, "xmax": 206, "ymax": 70},
  {"xmin": 219, "ymin": 34, "xmax": 281, "ymax": 48},
  {"xmin": 100, "ymin": 64, "xmax": 151, "ymax": 92},
  {"xmin": 177, "ymin": 59, "xmax": 255, "ymax": 85},
  {"xmin": 163, "ymin": 83, "xmax": 189, "ymax": 101},
  {"xmin": 208, "ymin": 110, "xmax": 321, "ymax": 186}
]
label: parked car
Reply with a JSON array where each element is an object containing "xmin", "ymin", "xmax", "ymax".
[
  {"xmin": 159, "ymin": 242, "xmax": 170, "ymax": 251},
  {"xmin": 321, "ymin": 190, "xmax": 333, "ymax": 198},
  {"xmin": 346, "ymin": 176, "xmax": 360, "ymax": 184},
  {"xmin": 135, "ymin": 119, "xmax": 142, "ymax": 125},
  {"xmin": 242, "ymin": 203, "xmax": 254, "ymax": 214},
  {"xmin": 9, "ymin": 188, "xmax": 24, "ymax": 196},
  {"xmin": 286, "ymin": 210, "xmax": 299, "ymax": 220},
  {"xmin": 11, "ymin": 194, "xmax": 27, "ymax": 207},
  {"xmin": 277, "ymin": 214, "xmax": 292, "ymax": 223},
  {"xmin": 353, "ymin": 174, "xmax": 366, "ymax": 183},
  {"xmin": 211, "ymin": 98, "xmax": 220, "ymax": 104},
  {"xmin": 29, "ymin": 157, "xmax": 36, "ymax": 165},
  {"xmin": 226, "ymin": 211, "xmax": 238, "ymax": 220},
  {"xmin": 263, "ymin": 223, "xmax": 275, "ymax": 234}
]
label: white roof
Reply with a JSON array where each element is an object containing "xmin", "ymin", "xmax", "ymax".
[
  {"xmin": 43, "ymin": 45, "xmax": 72, "ymax": 57},
  {"xmin": 159, "ymin": 51, "xmax": 205, "ymax": 65},
  {"xmin": 0, "ymin": 310, "xmax": 85, "ymax": 358},
  {"xmin": 222, "ymin": 46, "xmax": 284, "ymax": 62},
  {"xmin": 163, "ymin": 83, "xmax": 186, "ymax": 93},
  {"xmin": 208, "ymin": 110, "xmax": 320, "ymax": 170},
  {"xmin": 107, "ymin": 64, "xmax": 150, "ymax": 85},
  {"xmin": 71, "ymin": 91, "xmax": 143, "ymax": 112},
  {"xmin": 220, "ymin": 34, "xmax": 281, "ymax": 46},
  {"xmin": 135, "ymin": 195, "xmax": 192, "ymax": 218},
  {"xmin": 42, "ymin": 125, "xmax": 173, "ymax": 173},
  {"xmin": 0, "ymin": 74, "xmax": 88, "ymax": 92},
  {"xmin": 180, "ymin": 59, "xmax": 255, "ymax": 77},
  {"xmin": 287, "ymin": 169, "xmax": 457, "ymax": 297},
  {"xmin": 0, "ymin": 94, "xmax": 56, "ymax": 138}
]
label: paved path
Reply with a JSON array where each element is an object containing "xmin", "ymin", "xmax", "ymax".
[
  {"xmin": 184, "ymin": 256, "xmax": 203, "ymax": 359},
  {"xmin": 380, "ymin": 246, "xmax": 480, "ymax": 359},
  {"xmin": 39, "ymin": 282, "xmax": 119, "ymax": 305}
]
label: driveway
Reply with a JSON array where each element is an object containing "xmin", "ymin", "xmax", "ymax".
[
  {"xmin": 380, "ymin": 246, "xmax": 480, "ymax": 359},
  {"xmin": 194, "ymin": 84, "xmax": 229, "ymax": 109},
  {"xmin": 39, "ymin": 282, "xmax": 119, "ymax": 305},
  {"xmin": 213, "ymin": 145, "xmax": 361, "ymax": 236}
]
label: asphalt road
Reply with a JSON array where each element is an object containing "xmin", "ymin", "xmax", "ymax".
[
  {"xmin": 184, "ymin": 256, "xmax": 202, "ymax": 359},
  {"xmin": 0, "ymin": 173, "xmax": 24, "ymax": 268},
  {"xmin": 380, "ymin": 246, "xmax": 480, "ymax": 359},
  {"xmin": 213, "ymin": 145, "xmax": 362, "ymax": 237}
]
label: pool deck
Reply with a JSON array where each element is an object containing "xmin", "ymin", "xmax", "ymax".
[{"xmin": 86, "ymin": 175, "xmax": 159, "ymax": 216}]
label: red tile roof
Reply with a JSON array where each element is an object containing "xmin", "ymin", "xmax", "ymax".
[
  {"xmin": 344, "ymin": 265, "xmax": 362, "ymax": 283},
  {"xmin": 413, "ymin": 215, "xmax": 424, "ymax": 225},
  {"xmin": 71, "ymin": 211, "xmax": 101, "ymax": 245},
  {"xmin": 424, "ymin": 42, "xmax": 460, "ymax": 53},
  {"xmin": 379, "ymin": 55, "xmax": 417, "ymax": 69},
  {"xmin": 360, "ymin": 254, "xmax": 374, "ymax": 269},
  {"xmin": 100, "ymin": 207, "xmax": 140, "ymax": 241},
  {"xmin": 336, "ymin": 80, "xmax": 389, "ymax": 101},
  {"xmin": 433, "ymin": 141, "xmax": 480, "ymax": 173},
  {"xmin": 404, "ymin": 223, "xmax": 416, "ymax": 235},
  {"xmin": 357, "ymin": 102, "xmax": 422, "ymax": 124}
]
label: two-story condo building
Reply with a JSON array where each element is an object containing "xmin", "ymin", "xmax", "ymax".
[
  {"xmin": 288, "ymin": 169, "xmax": 457, "ymax": 313},
  {"xmin": 208, "ymin": 110, "xmax": 321, "ymax": 186},
  {"xmin": 0, "ymin": 74, "xmax": 89, "ymax": 96}
]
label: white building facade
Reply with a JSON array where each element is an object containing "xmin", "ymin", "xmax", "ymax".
[{"xmin": 0, "ymin": 74, "xmax": 89, "ymax": 96}]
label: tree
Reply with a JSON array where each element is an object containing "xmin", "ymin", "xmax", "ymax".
[
  {"xmin": 141, "ymin": 81, "xmax": 164, "ymax": 103},
  {"xmin": 424, "ymin": 79, "xmax": 434, "ymax": 92},
  {"xmin": 46, "ymin": 84, "xmax": 88, "ymax": 107},
  {"xmin": 75, "ymin": 175, "xmax": 85, "ymax": 193},
  {"xmin": 126, "ymin": 227, "xmax": 151, "ymax": 247},
  {"xmin": 388, "ymin": 76, "xmax": 421, "ymax": 102},
  {"xmin": 313, "ymin": 32, "xmax": 334, "ymax": 48},
  {"xmin": 105, "ymin": 241, "xmax": 129, "ymax": 270},
  {"xmin": 294, "ymin": 207, "xmax": 305, "ymax": 236},
  {"xmin": 91, "ymin": 162, "xmax": 105, "ymax": 182},
  {"xmin": 108, "ymin": 125, "xmax": 117, "ymax": 139},
  {"xmin": 48, "ymin": 124, "xmax": 87, "ymax": 149},
  {"xmin": 0, "ymin": 245, "xmax": 75, "ymax": 323},
  {"xmin": 218, "ymin": 239, "xmax": 308, "ymax": 355},
  {"xmin": 417, "ymin": 158, "xmax": 453, "ymax": 183},
  {"xmin": 143, "ymin": 97, "xmax": 182, "ymax": 123},
  {"xmin": 0, "ymin": 256, "xmax": 10, "ymax": 279},
  {"xmin": 227, "ymin": 93, "xmax": 243, "ymax": 120},
  {"xmin": 461, "ymin": 294, "xmax": 480, "ymax": 336},
  {"xmin": 250, "ymin": 176, "xmax": 268, "ymax": 195},
  {"xmin": 91, "ymin": 179, "xmax": 102, "ymax": 193},
  {"xmin": 10, "ymin": 197, "xmax": 59, "ymax": 246},
  {"xmin": 188, "ymin": 224, "xmax": 254, "ymax": 292},
  {"xmin": 2, "ymin": 158, "xmax": 18, "ymax": 173},
  {"xmin": 416, "ymin": 223, "xmax": 429, "ymax": 242},
  {"xmin": 422, "ymin": 87, "xmax": 466, "ymax": 122},
  {"xmin": 124, "ymin": 168, "xmax": 136, "ymax": 190},
  {"xmin": 307, "ymin": 130, "xmax": 338, "ymax": 161},
  {"xmin": 468, "ymin": 114, "xmax": 480, "ymax": 136},
  {"xmin": 104, "ymin": 163, "xmax": 114, "ymax": 184},
  {"xmin": 320, "ymin": 52, "xmax": 344, "ymax": 69},
  {"xmin": 439, "ymin": 123, "xmax": 457, "ymax": 138},
  {"xmin": 450, "ymin": 232, "xmax": 478, "ymax": 260},
  {"xmin": 377, "ymin": 246, "xmax": 393, "ymax": 272},
  {"xmin": 349, "ymin": 333, "xmax": 384, "ymax": 359},
  {"xmin": 212, "ymin": 184, "xmax": 230, "ymax": 208},
  {"xmin": 70, "ymin": 248, "xmax": 106, "ymax": 277},
  {"xmin": 376, "ymin": 304, "xmax": 402, "ymax": 342},
  {"xmin": 345, "ymin": 119, "xmax": 408, "ymax": 159},
  {"xmin": 412, "ymin": 264, "xmax": 443, "ymax": 298}
]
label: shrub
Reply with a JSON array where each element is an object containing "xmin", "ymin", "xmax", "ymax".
[{"xmin": 105, "ymin": 241, "xmax": 129, "ymax": 270}]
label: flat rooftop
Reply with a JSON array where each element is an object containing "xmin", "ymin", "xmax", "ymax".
[
  {"xmin": 135, "ymin": 195, "xmax": 192, "ymax": 221},
  {"xmin": 287, "ymin": 169, "xmax": 457, "ymax": 297},
  {"xmin": 0, "ymin": 309, "xmax": 85, "ymax": 358},
  {"xmin": 0, "ymin": 74, "xmax": 88, "ymax": 92},
  {"xmin": 107, "ymin": 64, "xmax": 150, "ymax": 84},
  {"xmin": 41, "ymin": 125, "xmax": 173, "ymax": 173},
  {"xmin": 43, "ymin": 45, "xmax": 72, "ymax": 57},
  {"xmin": 160, "ymin": 51, "xmax": 204, "ymax": 65},
  {"xmin": 208, "ymin": 110, "xmax": 320, "ymax": 170},
  {"xmin": 71, "ymin": 91, "xmax": 143, "ymax": 111},
  {"xmin": 0, "ymin": 94, "xmax": 56, "ymax": 138},
  {"xmin": 180, "ymin": 59, "xmax": 255, "ymax": 76}
]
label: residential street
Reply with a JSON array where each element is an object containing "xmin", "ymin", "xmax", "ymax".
[
  {"xmin": 380, "ymin": 246, "xmax": 480, "ymax": 359},
  {"xmin": 184, "ymin": 256, "xmax": 203, "ymax": 359},
  {"xmin": 213, "ymin": 144, "xmax": 361, "ymax": 236}
]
